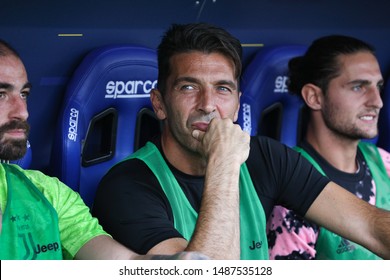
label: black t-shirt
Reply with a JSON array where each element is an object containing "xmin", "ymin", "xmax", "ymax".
[
  {"xmin": 92, "ymin": 136, "xmax": 330, "ymax": 254},
  {"xmin": 299, "ymin": 140, "xmax": 374, "ymax": 201}
]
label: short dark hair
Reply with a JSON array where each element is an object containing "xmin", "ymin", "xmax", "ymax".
[
  {"xmin": 156, "ymin": 23, "xmax": 242, "ymax": 95},
  {"xmin": 288, "ymin": 35, "xmax": 376, "ymax": 96}
]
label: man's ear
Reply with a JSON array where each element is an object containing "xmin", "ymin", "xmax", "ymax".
[
  {"xmin": 150, "ymin": 89, "xmax": 167, "ymax": 120},
  {"xmin": 301, "ymin": 83, "xmax": 323, "ymax": 110}
]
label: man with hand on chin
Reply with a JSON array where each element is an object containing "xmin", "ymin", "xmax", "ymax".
[{"xmin": 93, "ymin": 23, "xmax": 390, "ymax": 260}]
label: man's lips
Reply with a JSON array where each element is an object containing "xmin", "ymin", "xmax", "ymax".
[
  {"xmin": 4, "ymin": 129, "xmax": 27, "ymax": 138},
  {"xmin": 359, "ymin": 113, "xmax": 377, "ymax": 122},
  {"xmin": 192, "ymin": 122, "xmax": 209, "ymax": 132}
]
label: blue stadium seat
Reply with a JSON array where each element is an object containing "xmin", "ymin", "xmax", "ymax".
[
  {"xmin": 10, "ymin": 140, "xmax": 32, "ymax": 168},
  {"xmin": 50, "ymin": 44, "xmax": 159, "ymax": 207},
  {"xmin": 237, "ymin": 45, "xmax": 307, "ymax": 147}
]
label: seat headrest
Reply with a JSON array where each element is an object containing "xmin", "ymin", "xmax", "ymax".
[
  {"xmin": 50, "ymin": 44, "xmax": 158, "ymax": 207},
  {"xmin": 237, "ymin": 45, "xmax": 307, "ymax": 147}
]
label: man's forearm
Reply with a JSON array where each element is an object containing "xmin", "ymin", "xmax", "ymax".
[{"xmin": 187, "ymin": 159, "xmax": 241, "ymax": 259}]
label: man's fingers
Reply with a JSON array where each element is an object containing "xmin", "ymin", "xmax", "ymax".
[{"xmin": 192, "ymin": 129, "xmax": 205, "ymax": 141}]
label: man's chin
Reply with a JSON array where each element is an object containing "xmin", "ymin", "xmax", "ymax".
[
  {"xmin": 0, "ymin": 139, "xmax": 28, "ymax": 161},
  {"xmin": 360, "ymin": 131, "xmax": 378, "ymax": 140}
]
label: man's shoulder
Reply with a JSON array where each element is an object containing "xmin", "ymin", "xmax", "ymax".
[
  {"xmin": 250, "ymin": 135, "xmax": 291, "ymax": 155},
  {"xmin": 250, "ymin": 135, "xmax": 284, "ymax": 146},
  {"xmin": 100, "ymin": 156, "xmax": 158, "ymax": 190},
  {"xmin": 107, "ymin": 156, "xmax": 149, "ymax": 175},
  {"xmin": 13, "ymin": 165, "xmax": 58, "ymax": 183},
  {"xmin": 248, "ymin": 135, "xmax": 295, "ymax": 169}
]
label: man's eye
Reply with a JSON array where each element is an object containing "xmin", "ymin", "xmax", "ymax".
[
  {"xmin": 182, "ymin": 85, "xmax": 195, "ymax": 90},
  {"xmin": 177, "ymin": 84, "xmax": 197, "ymax": 93},
  {"xmin": 21, "ymin": 91, "xmax": 30, "ymax": 100},
  {"xmin": 352, "ymin": 85, "xmax": 363, "ymax": 92},
  {"xmin": 217, "ymin": 86, "xmax": 233, "ymax": 94},
  {"xmin": 378, "ymin": 83, "xmax": 384, "ymax": 94}
]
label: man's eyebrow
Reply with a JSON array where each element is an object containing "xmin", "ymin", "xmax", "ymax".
[
  {"xmin": 347, "ymin": 79, "xmax": 372, "ymax": 86},
  {"xmin": 173, "ymin": 76, "xmax": 198, "ymax": 86},
  {"xmin": 0, "ymin": 82, "xmax": 32, "ymax": 90},
  {"xmin": 23, "ymin": 82, "xmax": 32, "ymax": 90},
  {"xmin": 217, "ymin": 79, "xmax": 237, "ymax": 90},
  {"xmin": 173, "ymin": 77, "xmax": 237, "ymax": 90},
  {"xmin": 347, "ymin": 79, "xmax": 385, "ymax": 89},
  {"xmin": 0, "ymin": 82, "xmax": 13, "ymax": 90}
]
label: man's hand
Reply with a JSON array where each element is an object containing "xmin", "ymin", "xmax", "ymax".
[{"xmin": 192, "ymin": 118, "xmax": 250, "ymax": 166}]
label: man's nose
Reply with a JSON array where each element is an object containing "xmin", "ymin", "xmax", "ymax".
[
  {"xmin": 369, "ymin": 86, "xmax": 384, "ymax": 109},
  {"xmin": 9, "ymin": 95, "xmax": 29, "ymax": 120},
  {"xmin": 197, "ymin": 89, "xmax": 217, "ymax": 114}
]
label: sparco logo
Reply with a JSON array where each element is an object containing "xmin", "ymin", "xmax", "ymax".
[
  {"xmin": 274, "ymin": 75, "xmax": 289, "ymax": 93},
  {"xmin": 105, "ymin": 80, "xmax": 157, "ymax": 99},
  {"xmin": 242, "ymin": 103, "xmax": 252, "ymax": 134},
  {"xmin": 68, "ymin": 108, "xmax": 79, "ymax": 141}
]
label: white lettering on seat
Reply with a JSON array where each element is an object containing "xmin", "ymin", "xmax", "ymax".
[{"xmin": 105, "ymin": 80, "xmax": 157, "ymax": 99}]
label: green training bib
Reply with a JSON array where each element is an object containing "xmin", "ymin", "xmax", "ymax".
[
  {"xmin": 295, "ymin": 142, "xmax": 390, "ymax": 259},
  {"xmin": 126, "ymin": 142, "xmax": 269, "ymax": 259},
  {"xmin": 0, "ymin": 164, "xmax": 62, "ymax": 260}
]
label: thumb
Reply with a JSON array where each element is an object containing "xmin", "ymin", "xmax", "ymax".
[{"xmin": 192, "ymin": 129, "xmax": 205, "ymax": 141}]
